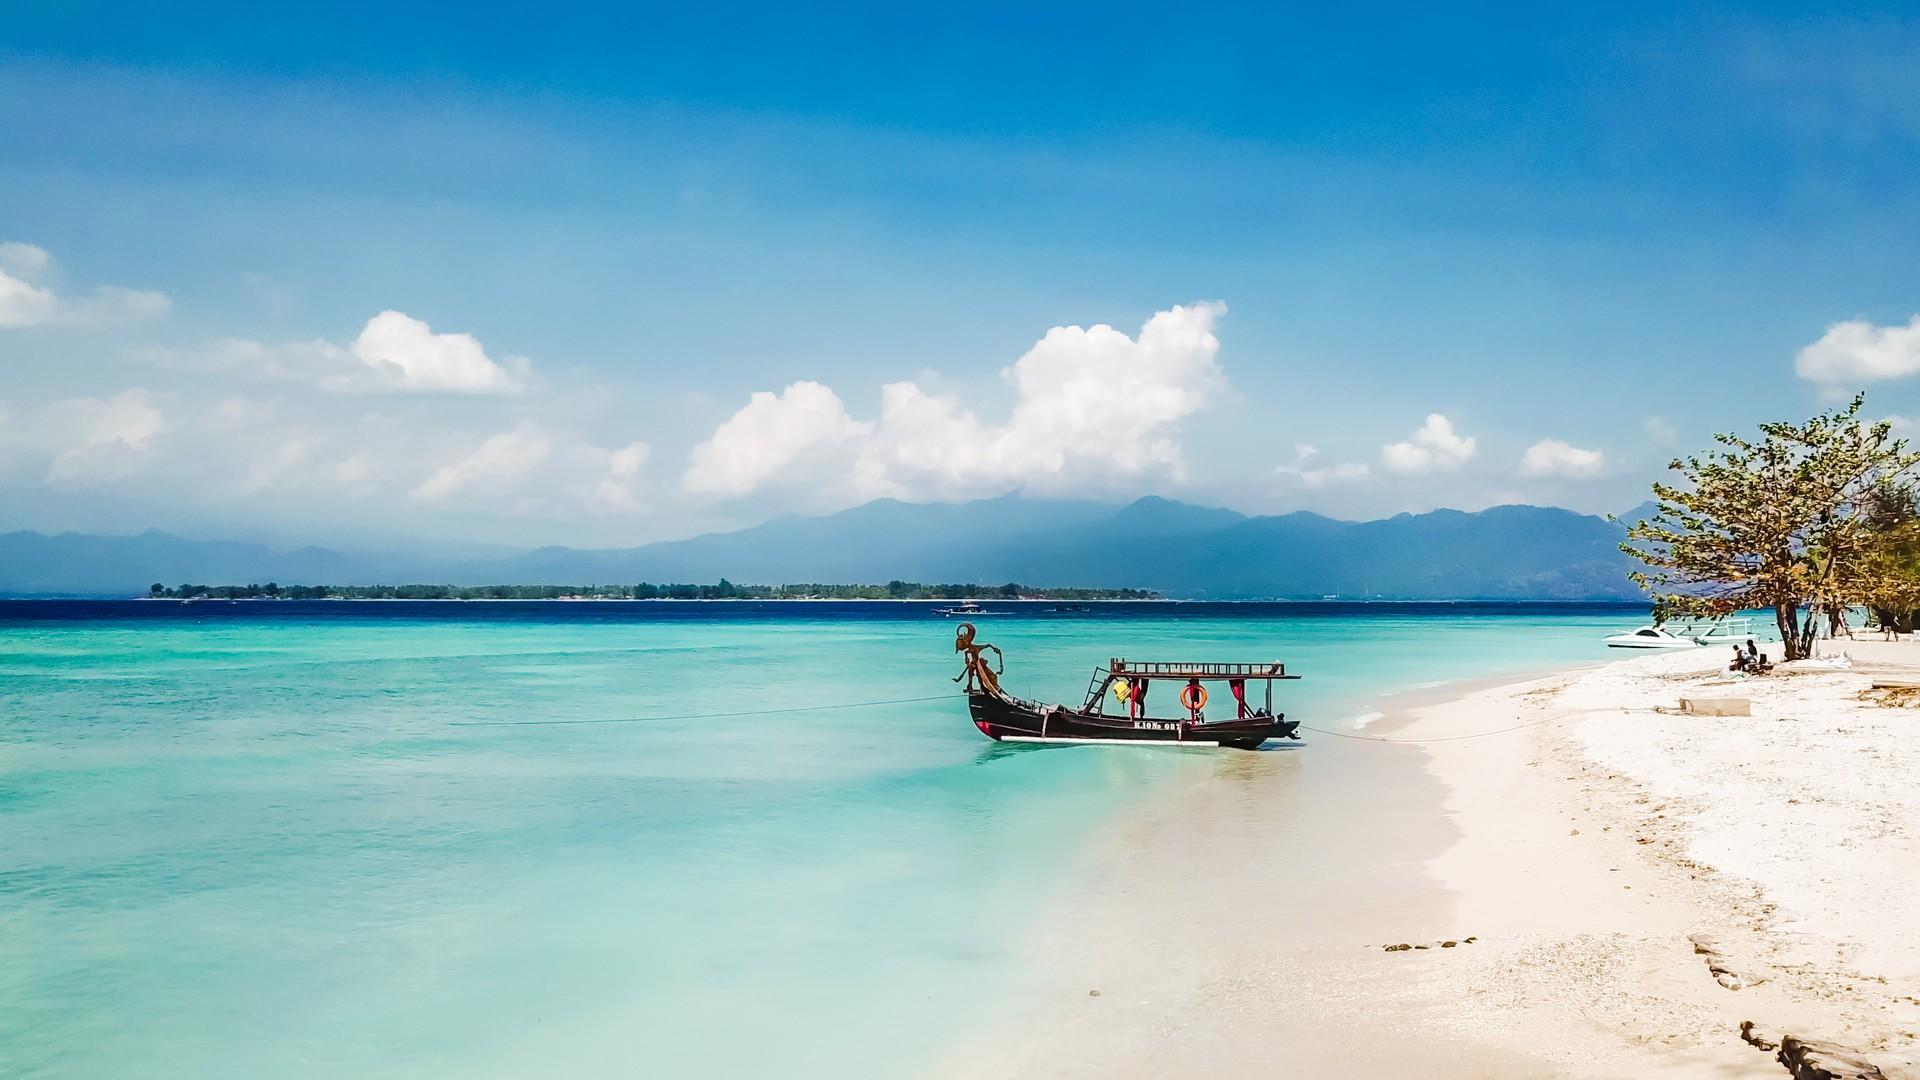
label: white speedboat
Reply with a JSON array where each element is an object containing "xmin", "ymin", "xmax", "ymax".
[
  {"xmin": 1603, "ymin": 625, "xmax": 1701, "ymax": 649},
  {"xmin": 935, "ymin": 600, "xmax": 1005, "ymax": 617}
]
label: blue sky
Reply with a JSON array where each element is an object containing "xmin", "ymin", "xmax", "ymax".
[{"xmin": 3, "ymin": 3, "xmax": 1919, "ymax": 548}]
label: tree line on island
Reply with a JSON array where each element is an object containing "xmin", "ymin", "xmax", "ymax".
[
  {"xmin": 1624, "ymin": 393, "xmax": 1920, "ymax": 660},
  {"xmin": 145, "ymin": 580, "xmax": 1158, "ymax": 601}
]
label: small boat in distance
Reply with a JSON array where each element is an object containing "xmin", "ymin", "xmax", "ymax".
[
  {"xmin": 951, "ymin": 623, "xmax": 1302, "ymax": 748},
  {"xmin": 935, "ymin": 600, "xmax": 1003, "ymax": 617},
  {"xmin": 1603, "ymin": 625, "xmax": 1700, "ymax": 649}
]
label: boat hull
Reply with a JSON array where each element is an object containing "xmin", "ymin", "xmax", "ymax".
[
  {"xmin": 967, "ymin": 689, "xmax": 1298, "ymax": 750},
  {"xmin": 1603, "ymin": 637, "xmax": 1700, "ymax": 649}
]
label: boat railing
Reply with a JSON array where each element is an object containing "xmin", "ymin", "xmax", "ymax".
[
  {"xmin": 1685, "ymin": 617, "xmax": 1756, "ymax": 642},
  {"xmin": 1107, "ymin": 660, "xmax": 1295, "ymax": 679}
]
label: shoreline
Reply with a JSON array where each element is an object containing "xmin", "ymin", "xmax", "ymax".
[{"xmin": 944, "ymin": 643, "xmax": 1920, "ymax": 1077}]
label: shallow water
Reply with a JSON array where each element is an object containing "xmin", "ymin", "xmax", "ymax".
[{"xmin": 0, "ymin": 601, "xmax": 1654, "ymax": 1077}]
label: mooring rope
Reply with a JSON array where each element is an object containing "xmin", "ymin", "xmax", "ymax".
[{"xmin": 448, "ymin": 693, "xmax": 957, "ymax": 727}]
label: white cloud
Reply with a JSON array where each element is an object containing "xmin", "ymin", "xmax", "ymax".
[
  {"xmin": 0, "ymin": 242, "xmax": 51, "ymax": 278},
  {"xmin": 1275, "ymin": 444, "xmax": 1372, "ymax": 489},
  {"xmin": 0, "ymin": 267, "xmax": 57, "ymax": 328},
  {"xmin": 1642, "ymin": 416, "xmax": 1678, "ymax": 446},
  {"xmin": 206, "ymin": 396, "xmax": 280, "ymax": 434},
  {"xmin": 43, "ymin": 389, "xmax": 165, "ymax": 486},
  {"xmin": 412, "ymin": 428, "xmax": 651, "ymax": 514},
  {"xmin": 59, "ymin": 286, "xmax": 173, "ymax": 328},
  {"xmin": 591, "ymin": 440, "xmax": 652, "ymax": 513},
  {"xmin": 1519, "ymin": 438, "xmax": 1606, "ymax": 477},
  {"xmin": 0, "ymin": 242, "xmax": 169, "ymax": 329},
  {"xmin": 1380, "ymin": 414, "xmax": 1476, "ymax": 475},
  {"xmin": 684, "ymin": 381, "xmax": 869, "ymax": 498},
  {"xmin": 1795, "ymin": 315, "xmax": 1920, "ymax": 385},
  {"xmin": 683, "ymin": 301, "xmax": 1230, "ymax": 506},
  {"xmin": 184, "ymin": 310, "xmax": 528, "ymax": 394},
  {"xmin": 413, "ymin": 424, "xmax": 552, "ymax": 502},
  {"xmin": 352, "ymin": 310, "xmax": 524, "ymax": 393}
]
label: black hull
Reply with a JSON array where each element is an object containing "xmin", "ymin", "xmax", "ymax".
[{"xmin": 967, "ymin": 689, "xmax": 1299, "ymax": 750}]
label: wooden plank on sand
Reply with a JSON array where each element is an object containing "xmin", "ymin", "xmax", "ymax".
[{"xmin": 1679, "ymin": 697, "xmax": 1751, "ymax": 716}]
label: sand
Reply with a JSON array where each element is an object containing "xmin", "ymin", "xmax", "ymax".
[{"xmin": 942, "ymin": 639, "xmax": 1920, "ymax": 1078}]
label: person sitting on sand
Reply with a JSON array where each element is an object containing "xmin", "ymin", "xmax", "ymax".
[
  {"xmin": 1745, "ymin": 639, "xmax": 1772, "ymax": 674},
  {"xmin": 1730, "ymin": 646, "xmax": 1748, "ymax": 673}
]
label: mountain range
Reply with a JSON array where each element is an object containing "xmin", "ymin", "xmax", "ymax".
[{"xmin": 0, "ymin": 496, "xmax": 1655, "ymax": 599}]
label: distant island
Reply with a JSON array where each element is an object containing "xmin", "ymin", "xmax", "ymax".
[
  {"xmin": 142, "ymin": 580, "xmax": 1158, "ymax": 601},
  {"xmin": 3, "ymin": 497, "xmax": 1649, "ymax": 599}
]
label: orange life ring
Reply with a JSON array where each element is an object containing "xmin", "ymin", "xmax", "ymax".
[{"xmin": 1179, "ymin": 684, "xmax": 1208, "ymax": 711}]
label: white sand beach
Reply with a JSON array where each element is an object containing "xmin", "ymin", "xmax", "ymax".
[{"xmin": 948, "ymin": 641, "xmax": 1920, "ymax": 1078}]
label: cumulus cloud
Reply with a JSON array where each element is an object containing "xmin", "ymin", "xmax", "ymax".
[
  {"xmin": 1275, "ymin": 444, "xmax": 1372, "ymax": 489},
  {"xmin": 1519, "ymin": 438, "xmax": 1606, "ymax": 477},
  {"xmin": 59, "ymin": 286, "xmax": 173, "ymax": 328},
  {"xmin": 183, "ymin": 310, "xmax": 529, "ymax": 394},
  {"xmin": 1795, "ymin": 315, "xmax": 1920, "ymax": 386},
  {"xmin": 0, "ymin": 242, "xmax": 51, "ymax": 278},
  {"xmin": 410, "ymin": 425, "xmax": 652, "ymax": 513},
  {"xmin": 590, "ymin": 441, "xmax": 652, "ymax": 513},
  {"xmin": 413, "ymin": 423, "xmax": 552, "ymax": 502},
  {"xmin": 0, "ymin": 242, "xmax": 169, "ymax": 329},
  {"xmin": 353, "ymin": 310, "xmax": 525, "ymax": 393},
  {"xmin": 1380, "ymin": 414, "xmax": 1476, "ymax": 475},
  {"xmin": 0, "ymin": 252, "xmax": 57, "ymax": 328},
  {"xmin": 684, "ymin": 381, "xmax": 868, "ymax": 497},
  {"xmin": 683, "ymin": 302, "xmax": 1229, "ymax": 505},
  {"xmin": 43, "ymin": 388, "xmax": 165, "ymax": 486},
  {"xmin": 206, "ymin": 396, "xmax": 281, "ymax": 434}
]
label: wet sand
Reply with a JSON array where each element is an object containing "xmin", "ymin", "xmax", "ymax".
[{"xmin": 943, "ymin": 642, "xmax": 1920, "ymax": 1078}]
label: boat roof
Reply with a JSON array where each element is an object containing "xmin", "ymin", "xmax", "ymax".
[{"xmin": 1107, "ymin": 660, "xmax": 1297, "ymax": 680}]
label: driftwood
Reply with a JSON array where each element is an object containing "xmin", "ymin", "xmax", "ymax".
[
  {"xmin": 1690, "ymin": 933, "xmax": 1766, "ymax": 990},
  {"xmin": 1740, "ymin": 1022, "xmax": 1893, "ymax": 1079}
]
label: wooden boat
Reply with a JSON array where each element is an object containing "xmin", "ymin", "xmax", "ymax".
[{"xmin": 952, "ymin": 624, "xmax": 1302, "ymax": 749}]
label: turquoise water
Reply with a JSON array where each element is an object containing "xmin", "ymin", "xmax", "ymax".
[{"xmin": 0, "ymin": 602, "xmax": 1648, "ymax": 1077}]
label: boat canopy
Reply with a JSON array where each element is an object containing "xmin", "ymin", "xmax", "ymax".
[{"xmin": 1107, "ymin": 659, "xmax": 1299, "ymax": 680}]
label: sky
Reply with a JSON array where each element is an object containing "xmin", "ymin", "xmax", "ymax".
[{"xmin": 3, "ymin": 2, "xmax": 1920, "ymax": 550}]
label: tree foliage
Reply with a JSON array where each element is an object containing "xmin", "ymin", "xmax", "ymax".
[
  {"xmin": 1854, "ymin": 487, "xmax": 1920, "ymax": 635},
  {"xmin": 1621, "ymin": 394, "xmax": 1920, "ymax": 660}
]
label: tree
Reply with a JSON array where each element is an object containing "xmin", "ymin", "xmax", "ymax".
[
  {"xmin": 1852, "ymin": 487, "xmax": 1920, "ymax": 637},
  {"xmin": 1622, "ymin": 395, "xmax": 1920, "ymax": 660}
]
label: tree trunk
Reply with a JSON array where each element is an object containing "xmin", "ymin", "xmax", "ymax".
[{"xmin": 1777, "ymin": 602, "xmax": 1807, "ymax": 660}]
